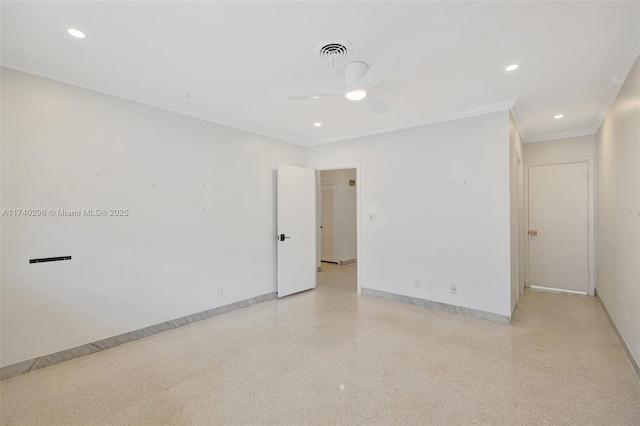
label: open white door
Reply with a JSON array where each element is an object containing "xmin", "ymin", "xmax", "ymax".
[{"xmin": 277, "ymin": 164, "xmax": 316, "ymax": 297}]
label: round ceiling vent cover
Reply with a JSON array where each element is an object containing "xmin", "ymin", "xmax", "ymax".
[{"xmin": 316, "ymin": 39, "xmax": 352, "ymax": 62}]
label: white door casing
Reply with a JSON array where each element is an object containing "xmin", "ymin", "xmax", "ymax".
[
  {"xmin": 312, "ymin": 163, "xmax": 362, "ymax": 294},
  {"xmin": 527, "ymin": 160, "xmax": 591, "ymax": 294},
  {"xmin": 277, "ymin": 164, "xmax": 316, "ymax": 298}
]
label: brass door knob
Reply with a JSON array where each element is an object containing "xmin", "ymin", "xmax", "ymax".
[{"xmin": 529, "ymin": 230, "xmax": 538, "ymax": 236}]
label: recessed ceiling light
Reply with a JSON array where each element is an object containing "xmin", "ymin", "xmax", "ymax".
[
  {"xmin": 505, "ymin": 64, "xmax": 519, "ymax": 72},
  {"xmin": 312, "ymin": 96, "xmax": 321, "ymax": 99},
  {"xmin": 314, "ymin": 122, "xmax": 322, "ymax": 127},
  {"xmin": 554, "ymin": 114, "xmax": 564, "ymax": 119},
  {"xmin": 345, "ymin": 89, "xmax": 367, "ymax": 101},
  {"xmin": 67, "ymin": 28, "xmax": 86, "ymax": 39}
]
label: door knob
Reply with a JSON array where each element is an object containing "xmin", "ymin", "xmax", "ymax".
[
  {"xmin": 279, "ymin": 234, "xmax": 291, "ymax": 241},
  {"xmin": 529, "ymin": 230, "xmax": 538, "ymax": 236}
]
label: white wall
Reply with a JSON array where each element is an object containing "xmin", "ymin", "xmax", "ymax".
[
  {"xmin": 320, "ymin": 169, "xmax": 357, "ymax": 263},
  {"xmin": 595, "ymin": 57, "xmax": 640, "ymax": 368},
  {"xmin": 509, "ymin": 114, "xmax": 524, "ymax": 311},
  {"xmin": 339, "ymin": 169, "xmax": 357, "ymax": 263},
  {"xmin": 0, "ymin": 68, "xmax": 306, "ymax": 366},
  {"xmin": 307, "ymin": 111, "xmax": 513, "ymax": 317},
  {"xmin": 523, "ymin": 134, "xmax": 596, "ymax": 164}
]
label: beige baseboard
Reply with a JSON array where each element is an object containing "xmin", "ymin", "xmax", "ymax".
[
  {"xmin": 596, "ymin": 290, "xmax": 640, "ymax": 381},
  {"xmin": 362, "ymin": 288, "xmax": 511, "ymax": 325},
  {"xmin": 1, "ymin": 291, "xmax": 277, "ymax": 380}
]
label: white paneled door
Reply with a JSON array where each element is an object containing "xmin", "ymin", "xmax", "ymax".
[
  {"xmin": 277, "ymin": 164, "xmax": 316, "ymax": 298},
  {"xmin": 528, "ymin": 162, "xmax": 589, "ymax": 293}
]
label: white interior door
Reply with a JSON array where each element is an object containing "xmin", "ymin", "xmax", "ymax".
[
  {"xmin": 321, "ymin": 184, "xmax": 338, "ymax": 263},
  {"xmin": 277, "ymin": 164, "xmax": 316, "ymax": 298},
  {"xmin": 528, "ymin": 162, "xmax": 589, "ymax": 293}
]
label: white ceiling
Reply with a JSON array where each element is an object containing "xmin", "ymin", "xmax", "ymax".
[{"xmin": 2, "ymin": 1, "xmax": 639, "ymax": 146}]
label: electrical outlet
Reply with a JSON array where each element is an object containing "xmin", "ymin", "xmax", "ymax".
[
  {"xmin": 414, "ymin": 280, "xmax": 421, "ymax": 289},
  {"xmin": 217, "ymin": 287, "xmax": 223, "ymax": 297},
  {"xmin": 425, "ymin": 281, "xmax": 433, "ymax": 290},
  {"xmin": 450, "ymin": 284, "xmax": 457, "ymax": 295}
]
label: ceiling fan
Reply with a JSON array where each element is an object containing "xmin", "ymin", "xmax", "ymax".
[{"xmin": 288, "ymin": 52, "xmax": 406, "ymax": 114}]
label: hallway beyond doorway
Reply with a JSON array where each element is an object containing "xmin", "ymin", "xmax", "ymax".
[{"xmin": 318, "ymin": 261, "xmax": 357, "ymax": 293}]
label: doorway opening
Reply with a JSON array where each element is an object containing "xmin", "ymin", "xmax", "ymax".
[
  {"xmin": 316, "ymin": 168, "xmax": 359, "ymax": 292},
  {"xmin": 524, "ymin": 158, "xmax": 595, "ymax": 295}
]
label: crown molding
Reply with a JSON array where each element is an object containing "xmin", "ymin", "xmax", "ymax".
[
  {"xmin": 615, "ymin": 30, "xmax": 640, "ymax": 85},
  {"xmin": 1, "ymin": 62, "xmax": 301, "ymax": 147},
  {"xmin": 509, "ymin": 98, "xmax": 526, "ymax": 139},
  {"xmin": 592, "ymin": 30, "xmax": 640, "ymax": 133},
  {"xmin": 304, "ymin": 125, "xmax": 400, "ymax": 147},
  {"xmin": 396, "ymin": 98, "xmax": 516, "ymax": 132},
  {"xmin": 308, "ymin": 99, "xmax": 517, "ymax": 146},
  {"xmin": 525, "ymin": 128, "xmax": 596, "ymax": 144},
  {"xmin": 3, "ymin": 63, "xmax": 515, "ymax": 148},
  {"xmin": 4, "ymin": 59, "xmax": 619, "ymax": 149}
]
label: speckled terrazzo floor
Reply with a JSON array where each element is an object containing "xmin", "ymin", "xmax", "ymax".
[{"xmin": 1, "ymin": 262, "xmax": 639, "ymax": 425}]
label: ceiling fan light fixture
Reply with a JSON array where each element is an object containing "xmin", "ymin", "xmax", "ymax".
[
  {"xmin": 67, "ymin": 28, "xmax": 86, "ymax": 39},
  {"xmin": 345, "ymin": 89, "xmax": 367, "ymax": 101}
]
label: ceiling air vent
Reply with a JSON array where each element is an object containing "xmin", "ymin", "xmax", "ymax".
[{"xmin": 316, "ymin": 39, "xmax": 352, "ymax": 62}]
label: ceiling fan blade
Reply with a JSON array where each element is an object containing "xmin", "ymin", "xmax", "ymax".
[
  {"xmin": 289, "ymin": 53, "xmax": 405, "ymax": 101},
  {"xmin": 353, "ymin": 52, "xmax": 406, "ymax": 90},
  {"xmin": 288, "ymin": 88, "xmax": 347, "ymax": 101},
  {"xmin": 365, "ymin": 94, "xmax": 393, "ymax": 114},
  {"xmin": 288, "ymin": 94, "xmax": 328, "ymax": 101}
]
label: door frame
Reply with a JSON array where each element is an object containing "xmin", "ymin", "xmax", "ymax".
[
  {"xmin": 524, "ymin": 157, "xmax": 595, "ymax": 295},
  {"xmin": 320, "ymin": 182, "xmax": 339, "ymax": 263},
  {"xmin": 315, "ymin": 164, "xmax": 362, "ymax": 294}
]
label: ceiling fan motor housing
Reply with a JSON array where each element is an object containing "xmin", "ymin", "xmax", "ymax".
[{"xmin": 344, "ymin": 61, "xmax": 369, "ymax": 88}]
